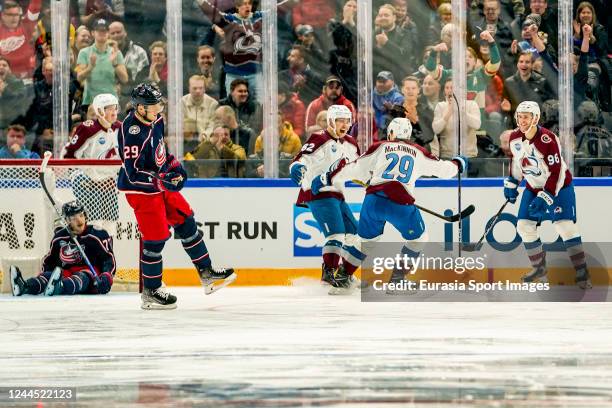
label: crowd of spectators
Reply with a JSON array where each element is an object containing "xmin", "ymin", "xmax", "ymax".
[{"xmin": 0, "ymin": 0, "xmax": 610, "ymax": 176}]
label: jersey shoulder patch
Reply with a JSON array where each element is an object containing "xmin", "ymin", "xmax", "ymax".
[{"xmin": 83, "ymin": 120, "xmax": 94, "ymax": 127}]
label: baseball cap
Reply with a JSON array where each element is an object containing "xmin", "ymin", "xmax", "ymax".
[
  {"xmin": 296, "ymin": 24, "xmax": 314, "ymax": 36},
  {"xmin": 325, "ymin": 75, "xmax": 342, "ymax": 86},
  {"xmin": 92, "ymin": 19, "xmax": 109, "ymax": 31},
  {"xmin": 376, "ymin": 71, "xmax": 394, "ymax": 81}
]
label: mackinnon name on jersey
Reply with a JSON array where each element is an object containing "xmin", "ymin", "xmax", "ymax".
[
  {"xmin": 384, "ymin": 144, "xmax": 418, "ymax": 156},
  {"xmin": 373, "ymin": 279, "xmax": 550, "ymax": 293}
]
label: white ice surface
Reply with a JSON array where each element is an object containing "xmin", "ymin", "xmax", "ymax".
[{"xmin": 1, "ymin": 284, "xmax": 612, "ymax": 407}]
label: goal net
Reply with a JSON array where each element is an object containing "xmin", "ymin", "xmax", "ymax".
[{"xmin": 0, "ymin": 159, "xmax": 141, "ymax": 292}]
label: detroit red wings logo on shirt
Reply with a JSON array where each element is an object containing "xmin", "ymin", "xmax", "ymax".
[
  {"xmin": 155, "ymin": 142, "xmax": 166, "ymax": 167},
  {"xmin": 59, "ymin": 242, "xmax": 82, "ymax": 264}
]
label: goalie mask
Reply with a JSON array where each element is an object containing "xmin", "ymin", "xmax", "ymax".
[
  {"xmin": 327, "ymin": 104, "xmax": 352, "ymax": 138},
  {"xmin": 387, "ymin": 117, "xmax": 412, "ymax": 141},
  {"xmin": 514, "ymin": 101, "xmax": 540, "ymax": 135}
]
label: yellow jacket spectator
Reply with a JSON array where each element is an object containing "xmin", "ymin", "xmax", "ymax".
[
  {"xmin": 184, "ymin": 125, "xmax": 246, "ymax": 178},
  {"xmin": 254, "ymin": 119, "xmax": 302, "ymax": 157}
]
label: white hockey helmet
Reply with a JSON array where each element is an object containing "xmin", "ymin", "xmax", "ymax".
[
  {"xmin": 327, "ymin": 104, "xmax": 352, "ymax": 129},
  {"xmin": 514, "ymin": 101, "xmax": 540, "ymax": 125},
  {"xmin": 387, "ymin": 117, "xmax": 412, "ymax": 140},
  {"xmin": 92, "ymin": 93, "xmax": 119, "ymax": 112}
]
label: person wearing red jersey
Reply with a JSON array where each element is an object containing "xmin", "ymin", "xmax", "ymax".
[
  {"xmin": 504, "ymin": 101, "xmax": 592, "ymax": 289},
  {"xmin": 0, "ymin": 0, "xmax": 41, "ymax": 79},
  {"xmin": 289, "ymin": 104, "xmax": 361, "ymax": 293}
]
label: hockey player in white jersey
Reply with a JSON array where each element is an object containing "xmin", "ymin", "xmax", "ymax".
[
  {"xmin": 60, "ymin": 93, "xmax": 121, "ymax": 235},
  {"xmin": 289, "ymin": 105, "xmax": 362, "ymax": 290},
  {"xmin": 61, "ymin": 93, "xmax": 120, "ymax": 160},
  {"xmin": 311, "ymin": 118, "xmax": 467, "ymax": 293},
  {"xmin": 504, "ymin": 101, "xmax": 591, "ymax": 288}
]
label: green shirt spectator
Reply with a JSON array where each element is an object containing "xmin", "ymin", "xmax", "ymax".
[{"xmin": 75, "ymin": 19, "xmax": 128, "ymax": 106}]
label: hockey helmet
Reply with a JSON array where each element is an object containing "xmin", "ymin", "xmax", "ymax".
[
  {"xmin": 62, "ymin": 201, "xmax": 86, "ymax": 218},
  {"xmin": 327, "ymin": 104, "xmax": 352, "ymax": 128},
  {"xmin": 131, "ymin": 82, "xmax": 163, "ymax": 106},
  {"xmin": 387, "ymin": 117, "xmax": 412, "ymax": 140},
  {"xmin": 514, "ymin": 100, "xmax": 540, "ymax": 124},
  {"xmin": 92, "ymin": 93, "xmax": 118, "ymax": 112}
]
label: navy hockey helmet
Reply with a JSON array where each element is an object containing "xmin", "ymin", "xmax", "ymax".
[
  {"xmin": 131, "ymin": 82, "xmax": 163, "ymax": 106},
  {"xmin": 62, "ymin": 201, "xmax": 86, "ymax": 218}
]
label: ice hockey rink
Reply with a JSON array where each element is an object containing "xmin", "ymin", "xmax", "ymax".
[{"xmin": 2, "ymin": 285, "xmax": 612, "ymax": 407}]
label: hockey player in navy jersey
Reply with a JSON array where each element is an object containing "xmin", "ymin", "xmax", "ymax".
[
  {"xmin": 289, "ymin": 104, "xmax": 362, "ymax": 293},
  {"xmin": 311, "ymin": 118, "xmax": 467, "ymax": 294},
  {"xmin": 504, "ymin": 101, "xmax": 592, "ymax": 289},
  {"xmin": 118, "ymin": 83, "xmax": 236, "ymax": 310},
  {"xmin": 11, "ymin": 201, "xmax": 116, "ymax": 296}
]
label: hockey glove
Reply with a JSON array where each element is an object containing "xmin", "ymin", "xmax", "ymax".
[
  {"xmin": 311, "ymin": 172, "xmax": 331, "ymax": 195},
  {"xmin": 528, "ymin": 190, "xmax": 554, "ymax": 219},
  {"xmin": 503, "ymin": 176, "xmax": 520, "ymax": 204},
  {"xmin": 451, "ymin": 155, "xmax": 468, "ymax": 174},
  {"xmin": 154, "ymin": 172, "xmax": 185, "ymax": 192},
  {"xmin": 166, "ymin": 155, "xmax": 188, "ymax": 180},
  {"xmin": 290, "ymin": 163, "xmax": 306, "ymax": 186}
]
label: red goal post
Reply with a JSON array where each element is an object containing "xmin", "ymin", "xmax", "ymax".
[{"xmin": 0, "ymin": 159, "xmax": 141, "ymax": 292}]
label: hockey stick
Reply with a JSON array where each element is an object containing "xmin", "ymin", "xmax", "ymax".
[
  {"xmin": 39, "ymin": 152, "xmax": 100, "ymax": 286},
  {"xmin": 452, "ymin": 93, "xmax": 463, "ymax": 256},
  {"xmin": 351, "ymin": 179, "xmax": 475, "ymax": 222},
  {"xmin": 461, "ymin": 199, "xmax": 510, "ymax": 252}
]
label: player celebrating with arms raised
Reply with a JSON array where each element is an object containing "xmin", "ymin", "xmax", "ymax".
[
  {"xmin": 119, "ymin": 83, "xmax": 236, "ymax": 310},
  {"xmin": 312, "ymin": 118, "xmax": 466, "ymax": 293},
  {"xmin": 11, "ymin": 201, "xmax": 115, "ymax": 296},
  {"xmin": 289, "ymin": 105, "xmax": 361, "ymax": 291},
  {"xmin": 504, "ymin": 101, "xmax": 591, "ymax": 289}
]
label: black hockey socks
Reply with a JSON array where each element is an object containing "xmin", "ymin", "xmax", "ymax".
[
  {"xmin": 61, "ymin": 271, "xmax": 91, "ymax": 295},
  {"xmin": 141, "ymin": 241, "xmax": 165, "ymax": 289},
  {"xmin": 175, "ymin": 217, "xmax": 212, "ymax": 269}
]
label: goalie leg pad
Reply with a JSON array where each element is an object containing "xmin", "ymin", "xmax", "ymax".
[
  {"xmin": 174, "ymin": 216, "xmax": 212, "ymax": 268},
  {"xmin": 141, "ymin": 240, "xmax": 165, "ymax": 289}
]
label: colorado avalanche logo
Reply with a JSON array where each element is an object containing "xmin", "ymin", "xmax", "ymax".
[
  {"xmin": 234, "ymin": 33, "xmax": 262, "ymax": 55},
  {"xmin": 541, "ymin": 134, "xmax": 552, "ymax": 143},
  {"xmin": 155, "ymin": 142, "xmax": 166, "ymax": 167},
  {"xmin": 59, "ymin": 243, "xmax": 82, "ymax": 264},
  {"xmin": 521, "ymin": 155, "xmax": 542, "ymax": 176}
]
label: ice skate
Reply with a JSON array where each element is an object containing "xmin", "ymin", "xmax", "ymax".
[
  {"xmin": 198, "ymin": 266, "xmax": 237, "ymax": 295},
  {"xmin": 10, "ymin": 265, "xmax": 28, "ymax": 296},
  {"xmin": 575, "ymin": 269, "xmax": 593, "ymax": 290},
  {"xmin": 141, "ymin": 286, "xmax": 177, "ymax": 310},
  {"xmin": 320, "ymin": 264, "xmax": 336, "ymax": 286},
  {"xmin": 521, "ymin": 264, "xmax": 548, "ymax": 283},
  {"xmin": 44, "ymin": 267, "xmax": 63, "ymax": 296},
  {"xmin": 386, "ymin": 264, "xmax": 416, "ymax": 295},
  {"xmin": 328, "ymin": 267, "xmax": 357, "ymax": 296}
]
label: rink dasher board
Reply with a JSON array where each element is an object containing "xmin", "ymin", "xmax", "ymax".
[{"xmin": 1, "ymin": 178, "xmax": 611, "ymax": 284}]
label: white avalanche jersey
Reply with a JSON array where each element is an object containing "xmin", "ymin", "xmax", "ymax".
[
  {"xmin": 330, "ymin": 140, "xmax": 459, "ymax": 204},
  {"xmin": 290, "ymin": 129, "xmax": 360, "ymax": 204},
  {"xmin": 508, "ymin": 126, "xmax": 572, "ymax": 195},
  {"xmin": 61, "ymin": 119, "xmax": 120, "ymax": 160}
]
